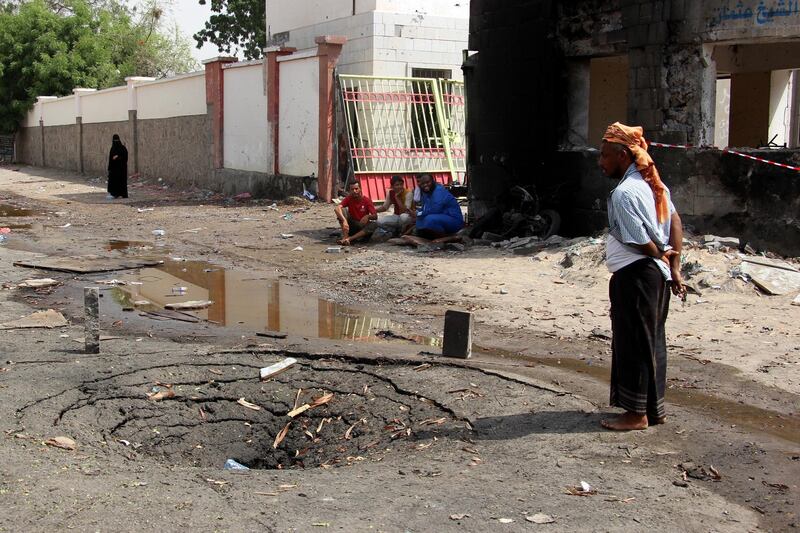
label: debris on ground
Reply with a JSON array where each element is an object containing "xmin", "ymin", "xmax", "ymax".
[
  {"xmin": 237, "ymin": 397, "xmax": 262, "ymax": 411},
  {"xmin": 260, "ymin": 357, "xmax": 298, "ymax": 381},
  {"xmin": 0, "ymin": 309, "xmax": 68, "ymax": 329},
  {"xmin": 738, "ymin": 257, "xmax": 800, "ymax": 295},
  {"xmin": 223, "ymin": 459, "xmax": 250, "ymax": 471},
  {"xmin": 164, "ymin": 300, "xmax": 213, "ymax": 310},
  {"xmin": 16, "ymin": 278, "xmax": 60, "ymax": 289},
  {"xmin": 44, "ymin": 436, "xmax": 76, "ymax": 450},
  {"xmin": 565, "ymin": 481, "xmax": 597, "ymax": 496},
  {"xmin": 679, "ymin": 462, "xmax": 722, "ymax": 481},
  {"xmin": 526, "ymin": 513, "xmax": 556, "ymax": 524},
  {"xmin": 14, "ymin": 256, "xmax": 161, "ymax": 273},
  {"xmin": 147, "ymin": 384, "xmax": 175, "ymax": 401}
]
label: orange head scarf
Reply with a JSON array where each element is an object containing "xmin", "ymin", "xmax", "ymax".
[{"xmin": 602, "ymin": 122, "xmax": 669, "ymax": 223}]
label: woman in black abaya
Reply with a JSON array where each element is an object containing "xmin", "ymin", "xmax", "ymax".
[{"xmin": 107, "ymin": 134, "xmax": 128, "ymax": 199}]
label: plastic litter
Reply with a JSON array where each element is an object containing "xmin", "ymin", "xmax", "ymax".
[
  {"xmin": 283, "ymin": 213, "xmax": 293, "ymax": 221},
  {"xmin": 223, "ymin": 459, "xmax": 250, "ymax": 471},
  {"xmin": 151, "ymin": 229, "xmax": 166, "ymax": 236}
]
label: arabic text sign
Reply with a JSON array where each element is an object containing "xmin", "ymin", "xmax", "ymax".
[{"xmin": 712, "ymin": 0, "xmax": 800, "ymax": 26}]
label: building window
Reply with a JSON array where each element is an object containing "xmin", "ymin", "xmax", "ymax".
[
  {"xmin": 411, "ymin": 68, "xmax": 453, "ymax": 80},
  {"xmin": 713, "ymin": 43, "xmax": 800, "ymax": 148}
]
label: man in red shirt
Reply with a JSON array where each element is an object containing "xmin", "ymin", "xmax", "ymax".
[{"xmin": 335, "ymin": 181, "xmax": 378, "ymax": 245}]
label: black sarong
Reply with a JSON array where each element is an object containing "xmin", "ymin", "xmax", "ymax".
[{"xmin": 609, "ymin": 258, "xmax": 670, "ymax": 418}]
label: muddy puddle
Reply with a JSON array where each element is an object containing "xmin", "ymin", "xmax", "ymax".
[
  {"xmin": 105, "ymin": 239, "xmax": 153, "ymax": 252},
  {"xmin": 0, "ymin": 203, "xmax": 37, "ymax": 217},
  {"xmin": 109, "ymin": 260, "xmax": 441, "ymax": 347},
  {"xmin": 475, "ymin": 345, "xmax": 800, "ymax": 445}
]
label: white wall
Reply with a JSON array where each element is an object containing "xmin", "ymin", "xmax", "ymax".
[
  {"xmin": 42, "ymin": 96, "xmax": 76, "ymax": 126},
  {"xmin": 81, "ymin": 87, "xmax": 129, "ymax": 124},
  {"xmin": 267, "ymin": 0, "xmax": 354, "ymax": 34},
  {"xmin": 267, "ymin": 0, "xmax": 469, "ymax": 34},
  {"xmin": 715, "ymin": 78, "xmax": 731, "ymax": 148},
  {"xmin": 373, "ymin": 0, "xmax": 469, "ymax": 18},
  {"xmin": 278, "ymin": 54, "xmax": 319, "ymax": 176},
  {"xmin": 769, "ymin": 70, "xmax": 792, "ymax": 147},
  {"xmin": 137, "ymin": 73, "xmax": 207, "ymax": 120},
  {"xmin": 223, "ymin": 62, "xmax": 269, "ymax": 172},
  {"xmin": 273, "ymin": 9, "xmax": 468, "ymax": 79}
]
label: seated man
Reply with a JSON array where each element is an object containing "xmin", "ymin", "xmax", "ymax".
[
  {"xmin": 376, "ymin": 175, "xmax": 414, "ymax": 235},
  {"xmin": 403, "ymin": 173, "xmax": 464, "ymax": 245},
  {"xmin": 335, "ymin": 181, "xmax": 378, "ymax": 245}
]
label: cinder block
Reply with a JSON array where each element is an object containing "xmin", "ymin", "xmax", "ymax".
[{"xmin": 442, "ymin": 310, "xmax": 473, "ymax": 359}]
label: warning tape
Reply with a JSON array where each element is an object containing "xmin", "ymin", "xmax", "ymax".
[
  {"xmin": 647, "ymin": 141, "xmax": 800, "ymax": 173},
  {"xmin": 722, "ymin": 148, "xmax": 800, "ymax": 172}
]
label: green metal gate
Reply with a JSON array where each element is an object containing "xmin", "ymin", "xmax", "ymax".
[{"xmin": 338, "ymin": 75, "xmax": 466, "ymax": 200}]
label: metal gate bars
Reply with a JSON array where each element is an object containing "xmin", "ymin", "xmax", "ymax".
[{"xmin": 339, "ymin": 75, "xmax": 466, "ymax": 201}]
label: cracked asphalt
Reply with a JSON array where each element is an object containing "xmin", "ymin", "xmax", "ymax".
[{"xmin": 0, "ymin": 165, "xmax": 798, "ymax": 532}]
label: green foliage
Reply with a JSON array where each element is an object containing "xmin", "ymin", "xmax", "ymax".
[
  {"xmin": 0, "ymin": 0, "xmax": 198, "ymax": 133},
  {"xmin": 194, "ymin": 0, "xmax": 265, "ymax": 60}
]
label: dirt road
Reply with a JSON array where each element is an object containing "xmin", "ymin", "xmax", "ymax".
[{"xmin": 0, "ymin": 165, "xmax": 797, "ymax": 532}]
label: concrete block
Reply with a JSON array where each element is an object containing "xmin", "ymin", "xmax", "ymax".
[
  {"xmin": 84, "ymin": 287, "xmax": 100, "ymax": 354},
  {"xmin": 442, "ymin": 310, "xmax": 473, "ymax": 359}
]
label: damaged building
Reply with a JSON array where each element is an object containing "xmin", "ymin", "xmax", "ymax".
[{"xmin": 465, "ymin": 0, "xmax": 800, "ymax": 254}]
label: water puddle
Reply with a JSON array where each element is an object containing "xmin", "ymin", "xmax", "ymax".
[
  {"xmin": 0, "ymin": 203, "xmax": 36, "ymax": 217},
  {"xmin": 110, "ymin": 260, "xmax": 441, "ymax": 347},
  {"xmin": 106, "ymin": 240, "xmax": 153, "ymax": 252},
  {"xmin": 475, "ymin": 345, "xmax": 800, "ymax": 445}
]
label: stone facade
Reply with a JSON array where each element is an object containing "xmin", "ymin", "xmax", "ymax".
[
  {"xmin": 42, "ymin": 124, "xmax": 77, "ymax": 171},
  {"xmin": 137, "ymin": 115, "xmax": 212, "ymax": 187},
  {"xmin": 467, "ymin": 0, "xmax": 800, "ymax": 254},
  {"xmin": 81, "ymin": 121, "xmax": 129, "ymax": 177}
]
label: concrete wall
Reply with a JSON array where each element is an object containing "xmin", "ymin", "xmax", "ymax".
[
  {"xmin": 588, "ymin": 55, "xmax": 629, "ymax": 148},
  {"xmin": 42, "ymin": 96, "xmax": 76, "ymax": 126},
  {"xmin": 15, "ymin": 127, "xmax": 41, "ymax": 166},
  {"xmin": 269, "ymin": 4, "xmax": 468, "ymax": 79},
  {"xmin": 769, "ymin": 70, "xmax": 793, "ymax": 146},
  {"xmin": 278, "ymin": 54, "xmax": 320, "ymax": 176},
  {"xmin": 137, "ymin": 115, "xmax": 212, "ymax": 186},
  {"xmin": 466, "ymin": 0, "xmax": 800, "ymax": 253},
  {"xmin": 729, "ymin": 71, "xmax": 771, "ymax": 147},
  {"xmin": 223, "ymin": 62, "xmax": 268, "ymax": 172},
  {"xmin": 82, "ymin": 121, "xmax": 130, "ymax": 177},
  {"xmin": 82, "ymin": 88, "xmax": 128, "ymax": 124},
  {"xmin": 137, "ymin": 74, "xmax": 207, "ymax": 120},
  {"xmin": 42, "ymin": 125, "xmax": 77, "ymax": 170},
  {"xmin": 557, "ymin": 147, "xmax": 800, "ymax": 256}
]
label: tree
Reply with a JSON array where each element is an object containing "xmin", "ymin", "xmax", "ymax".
[
  {"xmin": 0, "ymin": 0, "xmax": 197, "ymax": 133},
  {"xmin": 193, "ymin": 0, "xmax": 265, "ymax": 60}
]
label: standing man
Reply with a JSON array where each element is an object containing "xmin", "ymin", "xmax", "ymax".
[
  {"xmin": 335, "ymin": 181, "xmax": 378, "ymax": 245},
  {"xmin": 598, "ymin": 122, "xmax": 686, "ymax": 431}
]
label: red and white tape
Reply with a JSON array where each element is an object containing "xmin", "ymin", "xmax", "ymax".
[{"xmin": 647, "ymin": 141, "xmax": 800, "ymax": 173}]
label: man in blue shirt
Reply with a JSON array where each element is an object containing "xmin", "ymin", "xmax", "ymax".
[{"xmin": 408, "ymin": 174, "xmax": 464, "ymax": 243}]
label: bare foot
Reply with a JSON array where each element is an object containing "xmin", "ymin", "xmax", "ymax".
[
  {"xmin": 648, "ymin": 415, "xmax": 667, "ymax": 426},
  {"xmin": 601, "ymin": 412, "xmax": 648, "ymax": 431}
]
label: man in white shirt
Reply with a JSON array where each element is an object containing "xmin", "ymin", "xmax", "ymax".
[{"xmin": 599, "ymin": 122, "xmax": 686, "ymax": 431}]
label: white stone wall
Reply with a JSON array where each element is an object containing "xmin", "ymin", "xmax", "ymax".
[
  {"xmin": 268, "ymin": 1, "xmax": 468, "ymax": 79},
  {"xmin": 81, "ymin": 87, "xmax": 129, "ymax": 124},
  {"xmin": 41, "ymin": 96, "xmax": 76, "ymax": 126},
  {"xmin": 223, "ymin": 62, "xmax": 269, "ymax": 172},
  {"xmin": 278, "ymin": 53, "xmax": 320, "ymax": 176},
  {"xmin": 136, "ymin": 72, "xmax": 207, "ymax": 120}
]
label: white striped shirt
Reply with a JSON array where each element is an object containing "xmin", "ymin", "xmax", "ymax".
[{"xmin": 606, "ymin": 164, "xmax": 675, "ymax": 280}]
